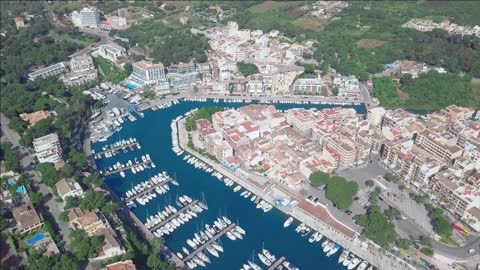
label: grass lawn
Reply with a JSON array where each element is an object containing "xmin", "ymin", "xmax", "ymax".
[
  {"xmin": 440, "ymin": 236, "xmax": 459, "ymax": 247},
  {"xmin": 471, "ymin": 79, "xmax": 480, "ymax": 108},
  {"xmin": 356, "ymin": 39, "xmax": 386, "ymax": 48},
  {"xmin": 94, "ymin": 56, "xmax": 130, "ymax": 84},
  {"xmin": 294, "ymin": 17, "xmax": 325, "ymax": 32}
]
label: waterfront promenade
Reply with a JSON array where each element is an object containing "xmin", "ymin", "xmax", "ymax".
[{"xmin": 176, "ymin": 117, "xmax": 415, "ymax": 270}]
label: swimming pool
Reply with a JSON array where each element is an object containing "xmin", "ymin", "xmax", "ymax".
[
  {"xmin": 26, "ymin": 233, "xmax": 46, "ymax": 245},
  {"xmin": 16, "ymin": 185, "xmax": 26, "ymax": 194},
  {"xmin": 124, "ymin": 83, "xmax": 138, "ymax": 90}
]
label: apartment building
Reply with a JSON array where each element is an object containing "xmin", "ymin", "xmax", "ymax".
[
  {"xmin": 32, "ymin": 133, "xmax": 63, "ymax": 164},
  {"xmin": 69, "ymin": 55, "xmax": 95, "ymax": 73},
  {"xmin": 13, "ymin": 203, "xmax": 44, "ymax": 234},
  {"xmin": 129, "ymin": 60, "xmax": 166, "ymax": 86},
  {"xmin": 28, "ymin": 62, "xmax": 67, "ymax": 80},
  {"xmin": 72, "ymin": 7, "xmax": 100, "ymax": 28},
  {"xmin": 415, "ymin": 130, "xmax": 463, "ymax": 161},
  {"xmin": 105, "ymin": 260, "xmax": 136, "ymax": 270},
  {"xmin": 98, "ymin": 43, "xmax": 127, "ymax": 62},
  {"xmin": 68, "ymin": 207, "xmax": 107, "ymax": 236},
  {"xmin": 292, "ymin": 76, "xmax": 323, "ymax": 94},
  {"xmin": 286, "ymin": 108, "xmax": 315, "ymax": 136},
  {"xmin": 55, "ymin": 178, "xmax": 84, "ymax": 200},
  {"xmin": 92, "ymin": 228, "xmax": 126, "ymax": 261}
]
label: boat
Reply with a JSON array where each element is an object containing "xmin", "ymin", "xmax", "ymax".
[
  {"xmin": 309, "ymin": 232, "xmax": 319, "ymax": 243},
  {"xmin": 326, "ymin": 244, "xmax": 340, "ymax": 257},
  {"xmin": 248, "ymin": 261, "xmax": 262, "ymax": 270},
  {"xmin": 348, "ymin": 258, "xmax": 362, "ymax": 270},
  {"xmin": 323, "ymin": 241, "xmax": 335, "ymax": 253},
  {"xmin": 182, "ymin": 247, "xmax": 190, "ymax": 255},
  {"xmin": 343, "ymin": 253, "xmax": 355, "ymax": 267},
  {"xmin": 284, "ymin": 217, "xmax": 294, "ymax": 228},
  {"xmin": 301, "ymin": 226, "xmax": 311, "ymax": 237},
  {"xmin": 206, "ymin": 245, "xmax": 219, "ymax": 257},
  {"xmin": 262, "ymin": 249, "xmax": 275, "ymax": 262},
  {"xmin": 187, "ymin": 239, "xmax": 198, "ymax": 249},
  {"xmin": 357, "ymin": 261, "xmax": 369, "ymax": 270},
  {"xmin": 176, "ymin": 252, "xmax": 183, "ymax": 259},
  {"xmin": 212, "ymin": 242, "xmax": 223, "ymax": 253},
  {"xmin": 338, "ymin": 250, "xmax": 349, "ymax": 264},
  {"xmin": 120, "ymin": 171, "xmax": 125, "ymax": 178},
  {"xmin": 233, "ymin": 185, "xmax": 242, "ymax": 192},
  {"xmin": 226, "ymin": 231, "xmax": 236, "ymax": 240},
  {"xmin": 258, "ymin": 253, "xmax": 271, "ymax": 266}
]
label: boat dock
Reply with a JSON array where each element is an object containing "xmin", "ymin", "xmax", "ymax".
[
  {"xmin": 125, "ymin": 177, "xmax": 171, "ymax": 202},
  {"xmin": 93, "ymin": 141, "xmax": 138, "ymax": 157},
  {"xmin": 182, "ymin": 223, "xmax": 237, "ymax": 263},
  {"xmin": 102, "ymin": 161, "xmax": 152, "ymax": 176},
  {"xmin": 268, "ymin": 257, "xmax": 286, "ymax": 270},
  {"xmin": 149, "ymin": 200, "xmax": 199, "ymax": 232}
]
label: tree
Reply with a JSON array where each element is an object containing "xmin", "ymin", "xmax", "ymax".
[
  {"xmin": 433, "ymin": 217, "xmax": 452, "ymax": 237},
  {"xmin": 326, "ymin": 176, "xmax": 358, "ymax": 210},
  {"xmin": 0, "ymin": 142, "xmax": 21, "ymax": 172},
  {"xmin": 236, "ymin": 61, "xmax": 260, "ymax": 77},
  {"xmin": 64, "ymin": 196, "xmax": 79, "ymax": 210},
  {"xmin": 366, "ymin": 180, "xmax": 374, "ymax": 187},
  {"xmin": 354, "ymin": 205, "xmax": 396, "ymax": 247},
  {"xmin": 80, "ymin": 190, "xmax": 107, "ymax": 211},
  {"xmin": 420, "ymin": 247, "xmax": 434, "ymax": 256},
  {"xmin": 69, "ymin": 149, "xmax": 87, "ymax": 169},
  {"xmin": 147, "ymin": 254, "xmax": 169, "ymax": 269},
  {"xmin": 420, "ymin": 236, "xmax": 432, "ymax": 247},
  {"xmin": 396, "ymin": 238, "xmax": 411, "ymax": 250},
  {"xmin": 309, "ymin": 171, "xmax": 330, "ymax": 187},
  {"xmin": 101, "ymin": 202, "xmax": 120, "ymax": 215},
  {"xmin": 384, "ymin": 207, "xmax": 401, "ymax": 220},
  {"xmin": 82, "ymin": 174, "xmax": 103, "ymax": 187},
  {"xmin": 30, "ymin": 192, "xmax": 43, "ymax": 205},
  {"xmin": 70, "ymin": 230, "xmax": 104, "ymax": 260},
  {"xmin": 37, "ymin": 163, "xmax": 58, "ymax": 187},
  {"xmin": 151, "ymin": 237, "xmax": 165, "ymax": 253}
]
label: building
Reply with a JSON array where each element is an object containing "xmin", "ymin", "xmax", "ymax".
[
  {"xmin": 32, "ymin": 133, "xmax": 63, "ymax": 164},
  {"xmin": 28, "ymin": 62, "xmax": 67, "ymax": 80},
  {"xmin": 69, "ymin": 55, "xmax": 95, "ymax": 73},
  {"xmin": 286, "ymin": 109, "xmax": 315, "ymax": 136},
  {"xmin": 93, "ymin": 228, "xmax": 126, "ymax": 261},
  {"xmin": 55, "ymin": 178, "xmax": 84, "ymax": 200},
  {"xmin": 14, "ymin": 16, "xmax": 25, "ymax": 28},
  {"xmin": 414, "ymin": 130, "xmax": 463, "ymax": 161},
  {"xmin": 129, "ymin": 60, "xmax": 167, "ymax": 86},
  {"xmin": 73, "ymin": 7, "xmax": 100, "ymax": 28},
  {"xmin": 99, "ymin": 15, "xmax": 129, "ymax": 30},
  {"xmin": 68, "ymin": 207, "xmax": 107, "ymax": 236},
  {"xmin": 61, "ymin": 70, "xmax": 98, "ymax": 87},
  {"xmin": 292, "ymin": 76, "xmax": 323, "ymax": 94},
  {"xmin": 12, "ymin": 203, "xmax": 44, "ymax": 234},
  {"xmin": 98, "ymin": 43, "xmax": 127, "ymax": 62},
  {"xmin": 105, "ymin": 260, "xmax": 136, "ymax": 270}
]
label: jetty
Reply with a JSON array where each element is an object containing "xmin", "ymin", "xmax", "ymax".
[
  {"xmin": 182, "ymin": 223, "xmax": 236, "ymax": 263},
  {"xmin": 149, "ymin": 200, "xmax": 199, "ymax": 232},
  {"xmin": 93, "ymin": 141, "xmax": 139, "ymax": 157},
  {"xmin": 102, "ymin": 161, "xmax": 152, "ymax": 176},
  {"xmin": 125, "ymin": 177, "xmax": 171, "ymax": 202},
  {"xmin": 268, "ymin": 257, "xmax": 286, "ymax": 270}
]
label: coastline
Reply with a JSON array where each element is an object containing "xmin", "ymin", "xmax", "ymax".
[{"xmin": 175, "ymin": 117, "xmax": 415, "ymax": 270}]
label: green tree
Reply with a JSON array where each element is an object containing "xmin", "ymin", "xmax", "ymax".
[
  {"xmin": 150, "ymin": 237, "xmax": 165, "ymax": 253},
  {"xmin": 80, "ymin": 190, "xmax": 107, "ymax": 211},
  {"xmin": 365, "ymin": 180, "xmax": 374, "ymax": 187},
  {"xmin": 326, "ymin": 176, "xmax": 359, "ymax": 210},
  {"xmin": 354, "ymin": 205, "xmax": 396, "ymax": 247},
  {"xmin": 101, "ymin": 202, "xmax": 120, "ymax": 215},
  {"xmin": 236, "ymin": 61, "xmax": 260, "ymax": 77},
  {"xmin": 147, "ymin": 254, "xmax": 169, "ymax": 269},
  {"xmin": 384, "ymin": 207, "xmax": 401, "ymax": 221},
  {"xmin": 69, "ymin": 149, "xmax": 87, "ymax": 169},
  {"xmin": 420, "ymin": 247, "xmax": 434, "ymax": 256},
  {"xmin": 30, "ymin": 192, "xmax": 43, "ymax": 205},
  {"xmin": 82, "ymin": 174, "xmax": 103, "ymax": 187},
  {"xmin": 37, "ymin": 163, "xmax": 58, "ymax": 187},
  {"xmin": 70, "ymin": 230, "xmax": 104, "ymax": 260},
  {"xmin": 396, "ymin": 238, "xmax": 411, "ymax": 250},
  {"xmin": 64, "ymin": 196, "xmax": 79, "ymax": 210},
  {"xmin": 309, "ymin": 171, "xmax": 330, "ymax": 187},
  {"xmin": 0, "ymin": 142, "xmax": 21, "ymax": 172}
]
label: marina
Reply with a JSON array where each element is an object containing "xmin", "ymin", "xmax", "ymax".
[
  {"xmin": 92, "ymin": 100, "xmax": 412, "ymax": 270},
  {"xmin": 148, "ymin": 200, "xmax": 201, "ymax": 232},
  {"xmin": 122, "ymin": 173, "xmax": 172, "ymax": 203},
  {"xmin": 92, "ymin": 137, "xmax": 141, "ymax": 159},
  {"xmin": 101, "ymin": 160, "xmax": 153, "ymax": 176}
]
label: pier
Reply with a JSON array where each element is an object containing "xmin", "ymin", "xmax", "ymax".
[
  {"xmin": 182, "ymin": 223, "xmax": 236, "ymax": 263},
  {"xmin": 92, "ymin": 141, "xmax": 138, "ymax": 157},
  {"xmin": 102, "ymin": 161, "xmax": 152, "ymax": 176},
  {"xmin": 149, "ymin": 200, "xmax": 199, "ymax": 232},
  {"xmin": 268, "ymin": 257, "xmax": 286, "ymax": 270},
  {"xmin": 125, "ymin": 177, "xmax": 171, "ymax": 202}
]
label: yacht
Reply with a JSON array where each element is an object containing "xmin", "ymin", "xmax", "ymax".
[
  {"xmin": 309, "ymin": 232, "xmax": 319, "ymax": 243},
  {"xmin": 258, "ymin": 253, "xmax": 271, "ymax": 266},
  {"xmin": 248, "ymin": 261, "xmax": 262, "ymax": 270},
  {"xmin": 284, "ymin": 217, "xmax": 294, "ymax": 228},
  {"xmin": 212, "ymin": 242, "xmax": 224, "ymax": 253},
  {"xmin": 206, "ymin": 245, "xmax": 219, "ymax": 257},
  {"xmin": 323, "ymin": 241, "xmax": 335, "ymax": 253},
  {"xmin": 343, "ymin": 253, "xmax": 355, "ymax": 267},
  {"xmin": 262, "ymin": 249, "xmax": 275, "ymax": 263},
  {"xmin": 326, "ymin": 244, "xmax": 340, "ymax": 256},
  {"xmin": 357, "ymin": 261, "xmax": 369, "ymax": 270},
  {"xmin": 348, "ymin": 258, "xmax": 362, "ymax": 270},
  {"xmin": 182, "ymin": 247, "xmax": 190, "ymax": 255}
]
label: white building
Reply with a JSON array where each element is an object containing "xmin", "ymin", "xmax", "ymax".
[
  {"xmin": 55, "ymin": 178, "xmax": 84, "ymax": 200},
  {"xmin": 28, "ymin": 62, "xmax": 67, "ymax": 80},
  {"xmin": 367, "ymin": 107, "xmax": 386, "ymax": 127},
  {"xmin": 129, "ymin": 61, "xmax": 166, "ymax": 86},
  {"xmin": 32, "ymin": 133, "xmax": 63, "ymax": 164},
  {"xmin": 69, "ymin": 55, "xmax": 95, "ymax": 73},
  {"xmin": 61, "ymin": 55, "xmax": 98, "ymax": 87},
  {"xmin": 72, "ymin": 7, "xmax": 100, "ymax": 28},
  {"xmin": 98, "ymin": 43, "xmax": 127, "ymax": 62},
  {"xmin": 293, "ymin": 75, "xmax": 323, "ymax": 94}
]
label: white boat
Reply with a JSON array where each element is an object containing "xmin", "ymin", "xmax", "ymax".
[
  {"xmin": 338, "ymin": 250, "xmax": 349, "ymax": 264},
  {"xmin": 357, "ymin": 261, "xmax": 369, "ymax": 270},
  {"xmin": 327, "ymin": 244, "xmax": 340, "ymax": 257},
  {"xmin": 212, "ymin": 242, "xmax": 223, "ymax": 253},
  {"xmin": 119, "ymin": 171, "xmax": 125, "ymax": 178},
  {"xmin": 233, "ymin": 185, "xmax": 242, "ymax": 192},
  {"xmin": 343, "ymin": 254, "xmax": 355, "ymax": 267},
  {"xmin": 262, "ymin": 249, "xmax": 275, "ymax": 262},
  {"xmin": 176, "ymin": 252, "xmax": 183, "ymax": 259},
  {"xmin": 182, "ymin": 247, "xmax": 190, "ymax": 255},
  {"xmin": 258, "ymin": 253, "xmax": 271, "ymax": 266},
  {"xmin": 323, "ymin": 241, "xmax": 335, "ymax": 253},
  {"xmin": 248, "ymin": 261, "xmax": 262, "ymax": 270},
  {"xmin": 348, "ymin": 258, "xmax": 362, "ymax": 270},
  {"xmin": 223, "ymin": 216, "xmax": 232, "ymax": 225},
  {"xmin": 309, "ymin": 232, "xmax": 319, "ymax": 243},
  {"xmin": 206, "ymin": 245, "xmax": 219, "ymax": 257},
  {"xmin": 226, "ymin": 231, "xmax": 236, "ymax": 240},
  {"xmin": 284, "ymin": 217, "xmax": 294, "ymax": 228}
]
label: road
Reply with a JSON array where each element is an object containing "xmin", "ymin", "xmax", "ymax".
[{"xmin": 0, "ymin": 114, "xmax": 72, "ymax": 249}]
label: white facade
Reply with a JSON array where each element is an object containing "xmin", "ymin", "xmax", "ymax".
[
  {"xmin": 79, "ymin": 7, "xmax": 100, "ymax": 28},
  {"xmin": 33, "ymin": 133, "xmax": 63, "ymax": 164},
  {"xmin": 28, "ymin": 62, "xmax": 67, "ymax": 80},
  {"xmin": 98, "ymin": 43, "xmax": 127, "ymax": 62},
  {"xmin": 129, "ymin": 61, "xmax": 166, "ymax": 85},
  {"xmin": 293, "ymin": 76, "xmax": 323, "ymax": 94}
]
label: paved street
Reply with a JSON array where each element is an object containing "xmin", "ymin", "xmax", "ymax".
[{"xmin": 1, "ymin": 114, "xmax": 72, "ymax": 249}]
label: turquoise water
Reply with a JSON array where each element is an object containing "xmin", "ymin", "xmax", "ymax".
[
  {"xmin": 26, "ymin": 233, "xmax": 46, "ymax": 245},
  {"xmin": 93, "ymin": 100, "xmax": 366, "ymax": 270},
  {"xmin": 124, "ymin": 83, "xmax": 138, "ymax": 90}
]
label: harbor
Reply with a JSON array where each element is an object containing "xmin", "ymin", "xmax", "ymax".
[
  {"xmin": 123, "ymin": 175, "xmax": 171, "ymax": 203},
  {"xmin": 149, "ymin": 200, "xmax": 200, "ymax": 232},
  {"xmin": 101, "ymin": 160, "xmax": 153, "ymax": 176},
  {"xmin": 91, "ymin": 99, "xmax": 414, "ymax": 270}
]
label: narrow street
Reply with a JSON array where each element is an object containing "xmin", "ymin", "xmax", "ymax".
[{"xmin": 1, "ymin": 114, "xmax": 72, "ymax": 249}]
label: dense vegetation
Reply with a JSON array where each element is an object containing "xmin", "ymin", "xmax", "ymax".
[
  {"xmin": 424, "ymin": 203, "xmax": 453, "ymax": 238},
  {"xmin": 94, "ymin": 56, "xmax": 131, "ymax": 84},
  {"xmin": 309, "ymin": 171, "xmax": 359, "ymax": 210},
  {"xmin": 0, "ymin": 142, "xmax": 21, "ymax": 172},
  {"xmin": 373, "ymin": 71, "xmax": 479, "ymax": 109},
  {"xmin": 185, "ymin": 107, "xmax": 225, "ymax": 131},
  {"xmin": 111, "ymin": 20, "xmax": 210, "ymax": 66},
  {"xmin": 237, "ymin": 61, "xmax": 260, "ymax": 77},
  {"xmin": 354, "ymin": 205, "xmax": 396, "ymax": 247}
]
